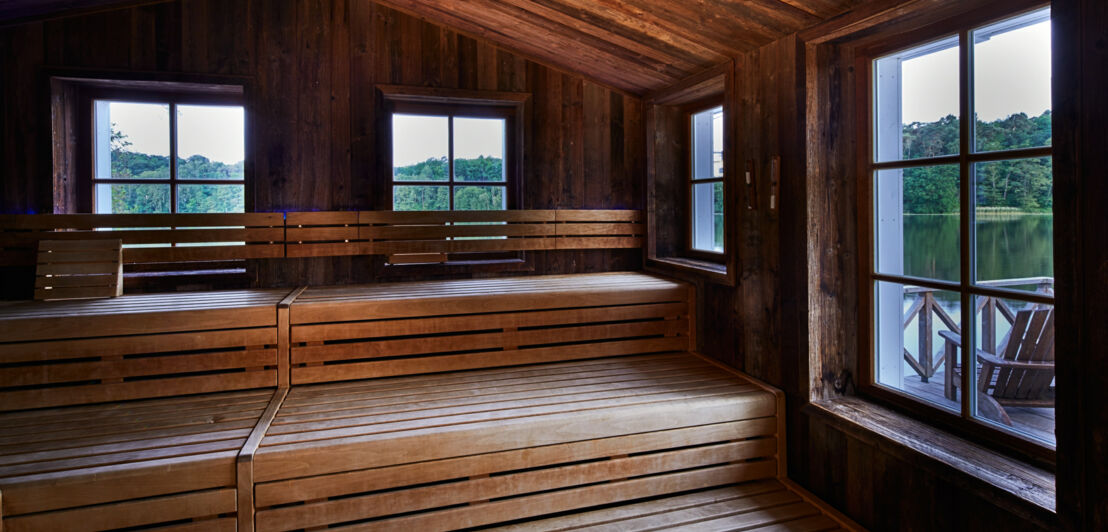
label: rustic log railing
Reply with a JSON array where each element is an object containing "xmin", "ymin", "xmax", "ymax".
[
  {"xmin": 0, "ymin": 209, "xmax": 642, "ymax": 268},
  {"xmin": 902, "ymin": 277, "xmax": 1054, "ymax": 382}
]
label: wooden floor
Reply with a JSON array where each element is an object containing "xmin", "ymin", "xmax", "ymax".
[
  {"xmin": 493, "ymin": 479, "xmax": 852, "ymax": 532},
  {"xmin": 902, "ymin": 373, "xmax": 1055, "ymax": 444}
]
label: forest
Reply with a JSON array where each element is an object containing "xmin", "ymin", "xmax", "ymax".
[
  {"xmin": 901, "ymin": 110, "xmax": 1052, "ymax": 214},
  {"xmin": 107, "ymin": 129, "xmax": 244, "ymax": 213},
  {"xmin": 392, "ymin": 156, "xmax": 506, "ymax": 211}
]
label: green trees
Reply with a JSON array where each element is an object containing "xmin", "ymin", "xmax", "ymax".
[
  {"xmin": 900, "ymin": 111, "xmax": 1052, "ymax": 214},
  {"xmin": 392, "ymin": 156, "xmax": 505, "ymax": 211},
  {"xmin": 108, "ymin": 127, "xmax": 244, "ymax": 213}
]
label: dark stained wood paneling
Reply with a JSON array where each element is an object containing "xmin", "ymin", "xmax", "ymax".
[
  {"xmin": 0, "ymin": 0, "xmax": 641, "ymax": 289},
  {"xmin": 1053, "ymin": 0, "xmax": 1108, "ymax": 529},
  {"xmin": 371, "ymin": 0, "xmax": 869, "ymax": 94}
]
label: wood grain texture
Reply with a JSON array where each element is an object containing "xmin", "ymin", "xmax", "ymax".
[
  {"xmin": 0, "ymin": 389, "xmax": 273, "ymax": 528},
  {"xmin": 372, "ymin": 0, "xmax": 868, "ymax": 94},
  {"xmin": 0, "ymin": 1, "xmax": 643, "ymax": 295},
  {"xmin": 252, "ymin": 353, "xmax": 781, "ymax": 529}
]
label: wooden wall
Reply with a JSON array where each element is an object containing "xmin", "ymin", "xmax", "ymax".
[
  {"xmin": 690, "ymin": 7, "xmax": 1062, "ymax": 531},
  {"xmin": 0, "ymin": 0, "xmax": 643, "ymax": 287}
]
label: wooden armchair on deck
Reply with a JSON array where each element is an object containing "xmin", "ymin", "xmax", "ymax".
[{"xmin": 941, "ymin": 308, "xmax": 1055, "ymax": 425}]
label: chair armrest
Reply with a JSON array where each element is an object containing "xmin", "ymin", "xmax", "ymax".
[
  {"xmin": 938, "ymin": 330, "xmax": 962, "ymax": 346},
  {"xmin": 976, "ymin": 351, "xmax": 1054, "ymax": 370}
]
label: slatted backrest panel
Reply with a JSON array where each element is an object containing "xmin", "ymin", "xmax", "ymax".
[
  {"xmin": 285, "ymin": 211, "xmax": 366, "ymax": 258},
  {"xmin": 288, "ymin": 272, "xmax": 693, "ymax": 385},
  {"xmin": 0, "ymin": 289, "xmax": 291, "ymax": 411},
  {"xmin": 0, "ymin": 213, "xmax": 285, "ymax": 266},
  {"xmin": 35, "ymin": 239, "xmax": 123, "ymax": 300}
]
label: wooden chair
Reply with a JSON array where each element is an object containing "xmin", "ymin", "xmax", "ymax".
[
  {"xmin": 941, "ymin": 308, "xmax": 1055, "ymax": 425},
  {"xmin": 34, "ymin": 239, "xmax": 123, "ymax": 300}
]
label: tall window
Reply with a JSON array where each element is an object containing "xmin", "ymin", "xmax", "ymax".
[
  {"xmin": 868, "ymin": 7, "xmax": 1054, "ymax": 449},
  {"xmin": 390, "ymin": 104, "xmax": 511, "ymax": 212},
  {"xmin": 92, "ymin": 98, "xmax": 245, "ymax": 214},
  {"xmin": 689, "ymin": 105, "xmax": 724, "ymax": 254}
]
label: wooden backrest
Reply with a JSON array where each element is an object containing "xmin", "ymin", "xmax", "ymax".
[
  {"xmin": 0, "ymin": 288, "xmax": 292, "ymax": 411},
  {"xmin": 287, "ymin": 272, "xmax": 693, "ymax": 385},
  {"xmin": 285, "ymin": 209, "xmax": 643, "ymax": 261},
  {"xmin": 0, "ymin": 213, "xmax": 285, "ymax": 266},
  {"xmin": 993, "ymin": 307, "xmax": 1054, "ymax": 400},
  {"xmin": 35, "ymin": 239, "xmax": 123, "ymax": 300}
]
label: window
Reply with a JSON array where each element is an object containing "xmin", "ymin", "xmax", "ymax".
[
  {"xmin": 867, "ymin": 7, "xmax": 1054, "ymax": 450},
  {"xmin": 689, "ymin": 105, "xmax": 725, "ymax": 255},
  {"xmin": 389, "ymin": 103, "xmax": 513, "ymax": 212},
  {"xmin": 90, "ymin": 97, "xmax": 245, "ymax": 214}
]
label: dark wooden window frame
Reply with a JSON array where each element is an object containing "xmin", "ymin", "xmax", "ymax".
[
  {"xmin": 77, "ymin": 88, "xmax": 246, "ymax": 214},
  {"xmin": 644, "ymin": 63, "xmax": 737, "ymax": 286},
  {"xmin": 377, "ymin": 85, "xmax": 530, "ymax": 270},
  {"xmin": 684, "ymin": 98, "xmax": 727, "ymax": 263},
  {"xmin": 855, "ymin": 3, "xmax": 1056, "ymax": 466}
]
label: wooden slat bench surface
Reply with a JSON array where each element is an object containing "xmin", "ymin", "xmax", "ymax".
[
  {"xmin": 492, "ymin": 479, "xmax": 853, "ymax": 532},
  {"xmin": 0, "ymin": 388, "xmax": 277, "ymax": 532},
  {"xmin": 0, "ymin": 288, "xmax": 292, "ymax": 411},
  {"xmin": 249, "ymin": 352, "xmax": 783, "ymax": 531},
  {"xmin": 287, "ymin": 271, "xmax": 692, "ymax": 384}
]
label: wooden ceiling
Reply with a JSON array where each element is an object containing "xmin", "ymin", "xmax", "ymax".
[
  {"xmin": 1, "ymin": 0, "xmax": 870, "ymax": 94},
  {"xmin": 377, "ymin": 0, "xmax": 870, "ymax": 94}
]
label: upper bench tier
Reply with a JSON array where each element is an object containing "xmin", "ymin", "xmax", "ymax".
[
  {"xmin": 287, "ymin": 272, "xmax": 694, "ymax": 384},
  {"xmin": 0, "ymin": 289, "xmax": 293, "ymax": 411}
]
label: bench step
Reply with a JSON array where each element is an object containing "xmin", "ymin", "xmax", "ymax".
[{"xmin": 493, "ymin": 480, "xmax": 851, "ymax": 531}]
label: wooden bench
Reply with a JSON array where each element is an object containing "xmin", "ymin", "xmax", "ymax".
[
  {"xmin": 0, "ymin": 288, "xmax": 296, "ymax": 531},
  {"xmin": 286, "ymin": 272, "xmax": 692, "ymax": 384},
  {"xmin": 0, "ymin": 389, "xmax": 276, "ymax": 532},
  {"xmin": 0, "ymin": 273, "xmax": 857, "ymax": 531}
]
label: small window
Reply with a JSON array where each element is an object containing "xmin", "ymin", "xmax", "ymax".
[
  {"xmin": 390, "ymin": 107, "xmax": 510, "ymax": 212},
  {"xmin": 868, "ymin": 7, "xmax": 1054, "ymax": 448},
  {"xmin": 92, "ymin": 100, "xmax": 245, "ymax": 214},
  {"xmin": 690, "ymin": 105, "xmax": 724, "ymax": 254}
]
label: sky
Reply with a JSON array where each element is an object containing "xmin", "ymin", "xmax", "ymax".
[
  {"xmin": 106, "ymin": 102, "xmax": 245, "ymax": 164},
  {"xmin": 392, "ymin": 115, "xmax": 505, "ymax": 167},
  {"xmin": 901, "ymin": 12, "xmax": 1051, "ymax": 124}
]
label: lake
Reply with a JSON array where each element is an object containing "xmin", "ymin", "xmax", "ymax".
[{"xmin": 903, "ymin": 213, "xmax": 1053, "ymax": 289}]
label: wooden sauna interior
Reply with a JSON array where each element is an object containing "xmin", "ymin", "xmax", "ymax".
[{"xmin": 0, "ymin": 0, "xmax": 1104, "ymax": 530}]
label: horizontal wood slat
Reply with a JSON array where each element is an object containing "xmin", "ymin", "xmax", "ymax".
[
  {"xmin": 288, "ymin": 272, "xmax": 690, "ymax": 383},
  {"xmin": 35, "ymin": 239, "xmax": 123, "ymax": 301},
  {"xmin": 1, "ymin": 210, "xmax": 643, "ymax": 265}
]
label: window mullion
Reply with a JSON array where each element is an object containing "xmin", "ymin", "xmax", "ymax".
[
  {"xmin": 169, "ymin": 102, "xmax": 178, "ymax": 215},
  {"xmin": 448, "ymin": 114, "xmax": 455, "ymax": 211},
  {"xmin": 958, "ymin": 30, "xmax": 974, "ymax": 421}
]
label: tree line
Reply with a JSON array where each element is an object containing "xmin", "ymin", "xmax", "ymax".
[
  {"xmin": 392, "ymin": 156, "xmax": 505, "ymax": 211},
  {"xmin": 901, "ymin": 111, "xmax": 1052, "ymax": 214}
]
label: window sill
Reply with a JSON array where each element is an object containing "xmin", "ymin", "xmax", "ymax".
[
  {"xmin": 647, "ymin": 256, "xmax": 733, "ymax": 286},
  {"xmin": 805, "ymin": 397, "xmax": 1056, "ymax": 528}
]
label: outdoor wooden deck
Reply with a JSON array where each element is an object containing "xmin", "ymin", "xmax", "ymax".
[{"xmin": 903, "ymin": 373, "xmax": 1055, "ymax": 444}]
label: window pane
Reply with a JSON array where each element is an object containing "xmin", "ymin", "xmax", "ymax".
[
  {"xmin": 691, "ymin": 181, "xmax": 723, "ymax": 253},
  {"xmin": 874, "ymin": 166, "xmax": 960, "ymax": 282},
  {"xmin": 393, "ymin": 185, "xmax": 448, "ymax": 211},
  {"xmin": 972, "ymin": 297, "xmax": 1054, "ymax": 445},
  {"xmin": 973, "ymin": 8, "xmax": 1051, "ymax": 152},
  {"xmin": 974, "ymin": 158, "xmax": 1053, "ymax": 292},
  {"xmin": 692, "ymin": 106, "xmax": 723, "ymax": 180},
  {"xmin": 874, "ymin": 36, "xmax": 959, "ymax": 162},
  {"xmin": 95, "ymin": 183, "xmax": 170, "ymax": 214},
  {"xmin": 874, "ymin": 281, "xmax": 961, "ymax": 412},
  {"xmin": 453, "ymin": 186, "xmax": 506, "ymax": 211},
  {"xmin": 177, "ymin": 105, "xmax": 245, "ymax": 180},
  {"xmin": 454, "ymin": 117, "xmax": 505, "ymax": 182},
  {"xmin": 392, "ymin": 115, "xmax": 448, "ymax": 182},
  {"xmin": 95, "ymin": 101, "xmax": 170, "ymax": 180},
  {"xmin": 178, "ymin": 184, "xmax": 245, "ymax": 213}
]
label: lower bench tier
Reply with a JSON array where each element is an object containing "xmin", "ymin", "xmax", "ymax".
[{"xmin": 0, "ymin": 353, "xmax": 858, "ymax": 531}]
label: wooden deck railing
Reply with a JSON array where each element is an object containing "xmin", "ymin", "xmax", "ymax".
[
  {"xmin": 0, "ymin": 209, "xmax": 642, "ymax": 267},
  {"xmin": 902, "ymin": 277, "xmax": 1054, "ymax": 382}
]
